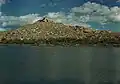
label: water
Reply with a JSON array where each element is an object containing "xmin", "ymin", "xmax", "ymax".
[{"xmin": 0, "ymin": 45, "xmax": 120, "ymax": 84}]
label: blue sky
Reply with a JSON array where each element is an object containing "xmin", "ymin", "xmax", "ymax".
[
  {"xmin": 1, "ymin": 0, "xmax": 120, "ymax": 31},
  {"xmin": 1, "ymin": 0, "xmax": 120, "ymax": 16},
  {"xmin": 1, "ymin": 0, "xmax": 83, "ymax": 16}
]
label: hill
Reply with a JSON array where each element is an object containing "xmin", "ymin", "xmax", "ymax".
[{"xmin": 0, "ymin": 18, "xmax": 120, "ymax": 47}]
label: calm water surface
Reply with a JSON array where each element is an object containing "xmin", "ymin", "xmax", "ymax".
[{"xmin": 0, "ymin": 45, "xmax": 119, "ymax": 84}]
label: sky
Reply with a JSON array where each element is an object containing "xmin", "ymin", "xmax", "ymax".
[
  {"xmin": 1, "ymin": 0, "xmax": 83, "ymax": 16},
  {"xmin": 1, "ymin": 0, "xmax": 120, "ymax": 16},
  {"xmin": 1, "ymin": 0, "xmax": 120, "ymax": 31}
]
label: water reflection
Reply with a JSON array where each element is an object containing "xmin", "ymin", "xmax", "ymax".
[{"xmin": 0, "ymin": 45, "xmax": 119, "ymax": 84}]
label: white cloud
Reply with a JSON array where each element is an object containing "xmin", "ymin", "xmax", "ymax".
[{"xmin": 1, "ymin": 2, "xmax": 120, "ymax": 31}]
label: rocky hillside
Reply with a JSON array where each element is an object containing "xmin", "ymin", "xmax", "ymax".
[{"xmin": 0, "ymin": 18, "xmax": 120, "ymax": 47}]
